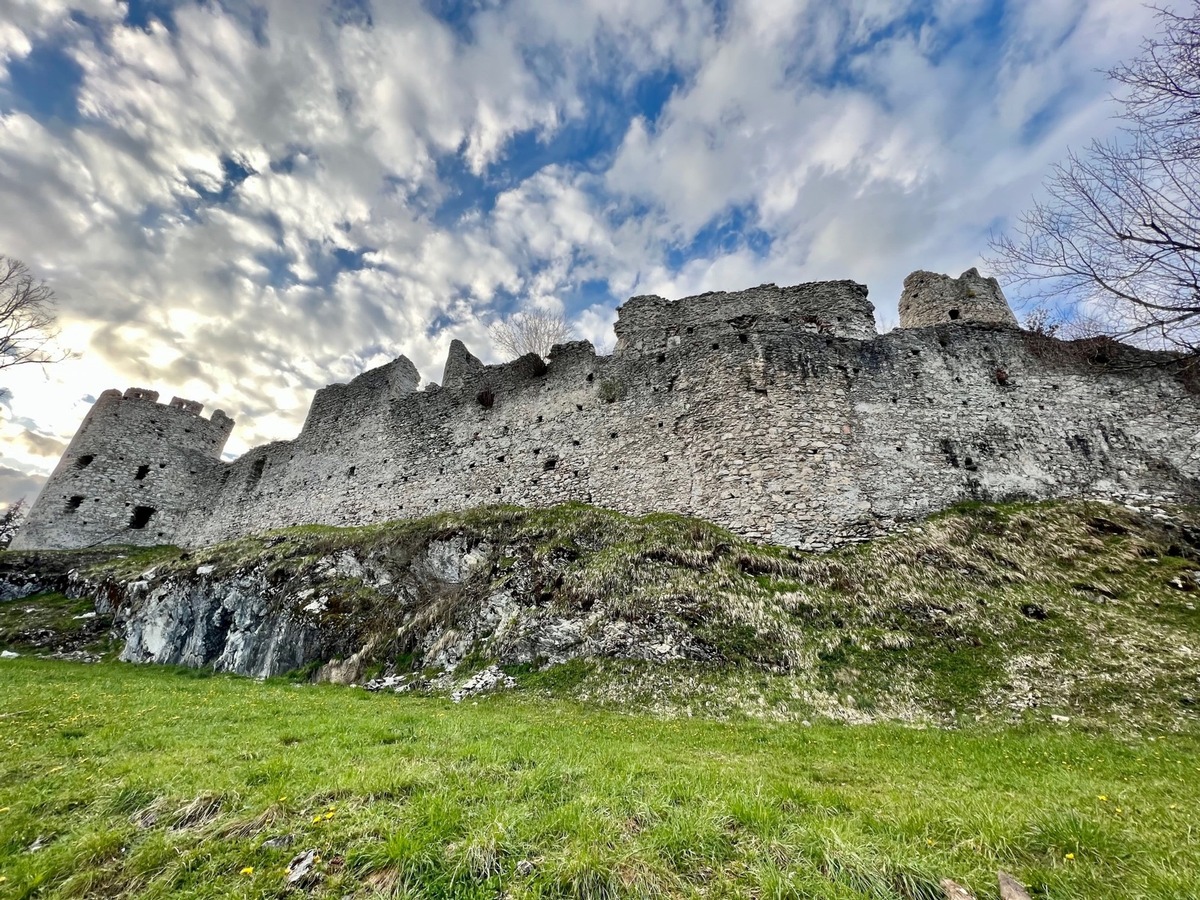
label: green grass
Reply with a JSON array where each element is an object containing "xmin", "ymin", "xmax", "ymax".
[
  {"xmin": 1, "ymin": 659, "xmax": 1198, "ymax": 899},
  {"xmin": 0, "ymin": 593, "xmax": 114, "ymax": 657}
]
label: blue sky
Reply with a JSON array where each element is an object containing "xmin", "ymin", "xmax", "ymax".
[{"xmin": 0, "ymin": 0, "xmax": 1165, "ymax": 504}]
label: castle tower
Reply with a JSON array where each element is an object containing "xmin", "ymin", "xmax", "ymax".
[
  {"xmin": 11, "ymin": 388, "xmax": 235, "ymax": 550},
  {"xmin": 897, "ymin": 268, "xmax": 1017, "ymax": 329}
]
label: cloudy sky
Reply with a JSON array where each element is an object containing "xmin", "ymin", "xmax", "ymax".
[{"xmin": 0, "ymin": 0, "xmax": 1164, "ymax": 505}]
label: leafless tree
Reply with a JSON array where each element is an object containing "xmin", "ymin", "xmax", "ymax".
[
  {"xmin": 0, "ymin": 256, "xmax": 63, "ymax": 374},
  {"xmin": 988, "ymin": 4, "xmax": 1200, "ymax": 357},
  {"xmin": 490, "ymin": 309, "xmax": 574, "ymax": 360},
  {"xmin": 0, "ymin": 497, "xmax": 26, "ymax": 549}
]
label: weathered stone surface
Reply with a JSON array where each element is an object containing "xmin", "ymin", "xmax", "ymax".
[
  {"xmin": 12, "ymin": 272, "xmax": 1200, "ymax": 552},
  {"xmin": 11, "ymin": 389, "xmax": 233, "ymax": 550},
  {"xmin": 899, "ymin": 268, "xmax": 1017, "ymax": 328},
  {"xmin": 940, "ymin": 879, "xmax": 977, "ymax": 900},
  {"xmin": 998, "ymin": 871, "xmax": 1033, "ymax": 900}
]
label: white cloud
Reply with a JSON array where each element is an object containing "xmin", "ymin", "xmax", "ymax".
[{"xmin": 0, "ymin": 0, "xmax": 1165, "ymax": 501}]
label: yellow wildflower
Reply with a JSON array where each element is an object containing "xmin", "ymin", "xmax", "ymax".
[
  {"xmin": 1098, "ymin": 795, "xmax": 1107, "ymax": 801},
  {"xmin": 1064, "ymin": 853, "xmax": 1075, "ymax": 860},
  {"xmin": 240, "ymin": 867, "xmax": 254, "ymax": 876}
]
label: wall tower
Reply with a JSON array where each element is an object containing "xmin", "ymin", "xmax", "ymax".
[
  {"xmin": 897, "ymin": 268, "xmax": 1018, "ymax": 329},
  {"xmin": 11, "ymin": 388, "xmax": 234, "ymax": 550}
]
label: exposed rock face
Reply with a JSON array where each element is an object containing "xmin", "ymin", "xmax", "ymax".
[
  {"xmin": 116, "ymin": 576, "xmax": 320, "ymax": 678},
  {"xmin": 67, "ymin": 531, "xmax": 713, "ymax": 680},
  {"xmin": 898, "ymin": 268, "xmax": 1018, "ymax": 328}
]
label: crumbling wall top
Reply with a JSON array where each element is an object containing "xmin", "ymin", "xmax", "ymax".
[
  {"xmin": 613, "ymin": 280, "xmax": 877, "ymax": 353},
  {"xmin": 898, "ymin": 268, "xmax": 1017, "ymax": 329}
]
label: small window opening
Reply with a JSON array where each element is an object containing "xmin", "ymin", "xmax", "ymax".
[
  {"xmin": 537, "ymin": 415, "xmax": 543, "ymax": 423},
  {"xmin": 532, "ymin": 448, "xmax": 541, "ymax": 455},
  {"xmin": 129, "ymin": 506, "xmax": 156, "ymax": 529},
  {"xmin": 586, "ymin": 373, "xmax": 594, "ymax": 383},
  {"xmin": 686, "ymin": 327, "xmax": 694, "ymax": 335},
  {"xmin": 576, "ymin": 404, "xmax": 583, "ymax": 411},
  {"xmin": 738, "ymin": 334, "xmax": 748, "ymax": 344},
  {"xmin": 948, "ymin": 309, "xmax": 961, "ymax": 320},
  {"xmin": 610, "ymin": 431, "xmax": 618, "ymax": 439},
  {"xmin": 572, "ymin": 439, "xmax": 580, "ymax": 446},
  {"xmin": 494, "ymin": 487, "xmax": 501, "ymax": 494},
  {"xmin": 134, "ymin": 464, "xmax": 150, "ymax": 481},
  {"xmin": 497, "ymin": 455, "xmax": 506, "ymax": 462},
  {"xmin": 347, "ymin": 466, "xmax": 356, "ymax": 477},
  {"xmin": 656, "ymin": 353, "xmax": 666, "ymax": 363},
  {"xmin": 66, "ymin": 495, "xmax": 84, "ymax": 511},
  {"xmin": 75, "ymin": 455, "xmax": 94, "ymax": 470},
  {"xmin": 711, "ymin": 343, "xmax": 719, "ymax": 350},
  {"xmin": 543, "ymin": 458, "xmax": 557, "ymax": 471},
  {"xmin": 159, "ymin": 462, "xmax": 166, "ymax": 469}
]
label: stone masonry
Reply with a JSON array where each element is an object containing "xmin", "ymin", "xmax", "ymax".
[{"xmin": 12, "ymin": 270, "xmax": 1200, "ymax": 551}]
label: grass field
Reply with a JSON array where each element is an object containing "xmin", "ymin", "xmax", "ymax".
[{"xmin": 1, "ymin": 659, "xmax": 1198, "ymax": 899}]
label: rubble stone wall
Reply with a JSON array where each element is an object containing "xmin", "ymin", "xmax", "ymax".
[{"xmin": 13, "ymin": 274, "xmax": 1200, "ymax": 551}]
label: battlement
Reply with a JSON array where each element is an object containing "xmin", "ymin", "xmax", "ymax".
[{"xmin": 13, "ymin": 269, "xmax": 1200, "ymax": 552}]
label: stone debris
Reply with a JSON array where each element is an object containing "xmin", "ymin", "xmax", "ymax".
[
  {"xmin": 261, "ymin": 833, "xmax": 295, "ymax": 850},
  {"xmin": 451, "ymin": 665, "xmax": 516, "ymax": 703},
  {"xmin": 1, "ymin": 650, "xmax": 19, "ymax": 659},
  {"xmin": 363, "ymin": 673, "xmax": 430, "ymax": 694},
  {"xmin": 998, "ymin": 871, "xmax": 1033, "ymax": 900},
  {"xmin": 940, "ymin": 878, "xmax": 976, "ymax": 900},
  {"xmin": 286, "ymin": 848, "xmax": 320, "ymax": 886}
]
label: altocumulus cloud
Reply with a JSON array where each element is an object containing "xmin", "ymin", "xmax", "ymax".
[{"xmin": 0, "ymin": 0, "xmax": 1163, "ymax": 504}]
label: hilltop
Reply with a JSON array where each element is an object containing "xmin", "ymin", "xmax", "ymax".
[{"xmin": 4, "ymin": 498, "xmax": 1198, "ymax": 731}]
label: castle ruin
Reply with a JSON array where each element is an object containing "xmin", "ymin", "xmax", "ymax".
[{"xmin": 12, "ymin": 269, "xmax": 1200, "ymax": 552}]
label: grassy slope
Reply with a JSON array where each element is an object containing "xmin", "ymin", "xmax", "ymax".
[
  {"xmin": 27, "ymin": 498, "xmax": 1199, "ymax": 730},
  {"xmin": 1, "ymin": 659, "xmax": 1198, "ymax": 900}
]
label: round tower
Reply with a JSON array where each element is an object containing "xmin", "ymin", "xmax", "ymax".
[
  {"xmin": 897, "ymin": 268, "xmax": 1017, "ymax": 329},
  {"xmin": 10, "ymin": 388, "xmax": 235, "ymax": 550}
]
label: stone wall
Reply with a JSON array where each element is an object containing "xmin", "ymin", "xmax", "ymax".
[
  {"xmin": 14, "ymin": 274, "xmax": 1200, "ymax": 551},
  {"xmin": 11, "ymin": 389, "xmax": 234, "ymax": 550},
  {"xmin": 898, "ymin": 268, "xmax": 1018, "ymax": 328}
]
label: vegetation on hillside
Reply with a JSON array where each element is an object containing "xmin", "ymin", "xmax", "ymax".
[{"xmin": 3, "ymin": 498, "xmax": 1198, "ymax": 730}]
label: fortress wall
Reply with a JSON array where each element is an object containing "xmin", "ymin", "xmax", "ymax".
[
  {"xmin": 15, "ymin": 276, "xmax": 1200, "ymax": 552},
  {"xmin": 615, "ymin": 280, "xmax": 877, "ymax": 352},
  {"xmin": 12, "ymin": 389, "xmax": 234, "ymax": 550},
  {"xmin": 177, "ymin": 316, "xmax": 1200, "ymax": 551}
]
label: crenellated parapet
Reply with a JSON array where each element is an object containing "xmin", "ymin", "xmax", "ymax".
[{"xmin": 13, "ymin": 269, "xmax": 1200, "ymax": 552}]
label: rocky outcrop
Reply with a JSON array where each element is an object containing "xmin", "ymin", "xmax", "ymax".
[{"xmin": 69, "ymin": 525, "xmax": 718, "ymax": 681}]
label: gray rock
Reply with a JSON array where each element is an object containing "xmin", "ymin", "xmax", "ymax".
[{"xmin": 286, "ymin": 848, "xmax": 320, "ymax": 886}]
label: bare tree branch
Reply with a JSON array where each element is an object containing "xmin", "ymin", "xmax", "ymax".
[
  {"xmin": 0, "ymin": 256, "xmax": 65, "ymax": 376},
  {"xmin": 988, "ymin": 3, "xmax": 1200, "ymax": 358},
  {"xmin": 490, "ymin": 309, "xmax": 574, "ymax": 360}
]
